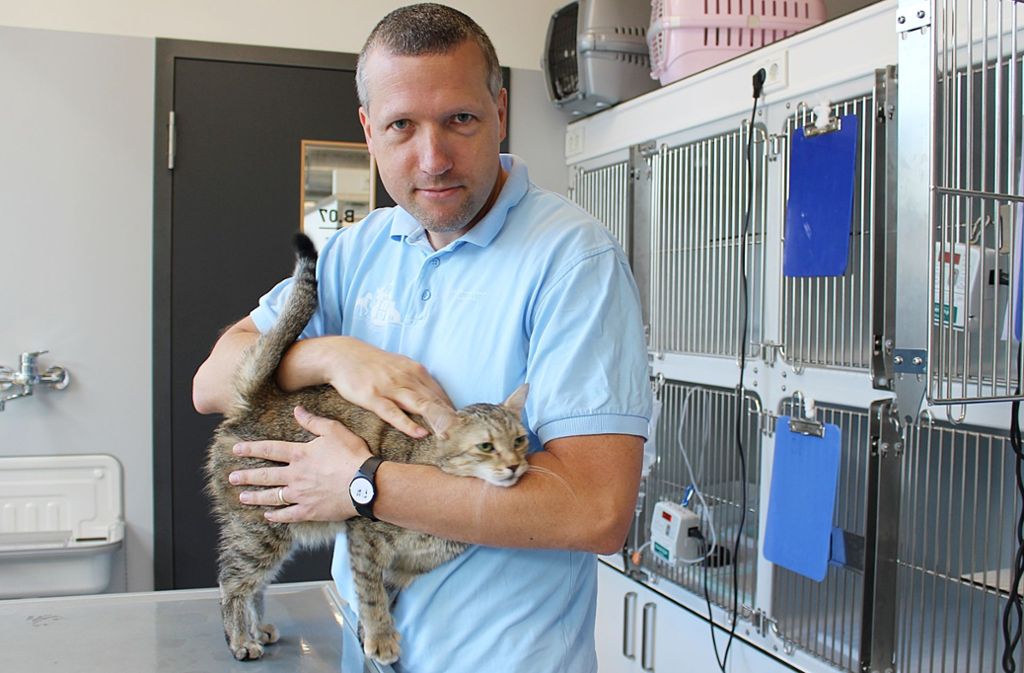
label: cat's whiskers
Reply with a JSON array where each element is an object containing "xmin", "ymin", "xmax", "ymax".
[{"xmin": 524, "ymin": 465, "xmax": 578, "ymax": 500}]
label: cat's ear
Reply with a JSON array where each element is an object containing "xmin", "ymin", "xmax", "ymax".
[
  {"xmin": 422, "ymin": 403, "xmax": 460, "ymax": 440},
  {"xmin": 502, "ymin": 383, "xmax": 529, "ymax": 418}
]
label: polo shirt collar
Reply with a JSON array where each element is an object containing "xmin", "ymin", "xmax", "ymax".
[{"xmin": 389, "ymin": 154, "xmax": 528, "ymax": 249}]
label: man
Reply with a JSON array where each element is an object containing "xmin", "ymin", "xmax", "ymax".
[{"xmin": 192, "ymin": 4, "xmax": 651, "ymax": 672}]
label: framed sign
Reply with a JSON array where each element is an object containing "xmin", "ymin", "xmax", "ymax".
[{"xmin": 300, "ymin": 140, "xmax": 376, "ymax": 250}]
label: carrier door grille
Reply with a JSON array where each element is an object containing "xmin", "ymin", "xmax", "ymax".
[{"xmin": 547, "ymin": 3, "xmax": 580, "ymax": 101}]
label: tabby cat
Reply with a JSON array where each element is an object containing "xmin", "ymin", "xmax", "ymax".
[{"xmin": 205, "ymin": 233, "xmax": 530, "ymax": 664}]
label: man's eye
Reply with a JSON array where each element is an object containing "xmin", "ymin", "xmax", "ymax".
[
  {"xmin": 390, "ymin": 119, "xmax": 410, "ymax": 130},
  {"xmin": 453, "ymin": 113, "xmax": 474, "ymax": 124}
]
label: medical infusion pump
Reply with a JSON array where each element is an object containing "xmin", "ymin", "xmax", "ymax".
[{"xmin": 650, "ymin": 500, "xmax": 702, "ymax": 564}]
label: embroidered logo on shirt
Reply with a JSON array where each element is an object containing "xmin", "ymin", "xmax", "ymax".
[
  {"xmin": 451, "ymin": 290, "xmax": 488, "ymax": 303},
  {"xmin": 355, "ymin": 286, "xmax": 402, "ymax": 326}
]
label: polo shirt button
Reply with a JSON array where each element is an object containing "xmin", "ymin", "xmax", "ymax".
[
  {"xmin": 430, "ymin": 258, "xmax": 440, "ymax": 268},
  {"xmin": 421, "ymin": 289, "xmax": 431, "ymax": 301}
]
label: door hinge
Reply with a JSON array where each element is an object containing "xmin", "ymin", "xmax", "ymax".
[
  {"xmin": 167, "ymin": 110, "xmax": 176, "ymax": 170},
  {"xmin": 760, "ymin": 340, "xmax": 782, "ymax": 365},
  {"xmin": 766, "ymin": 133, "xmax": 784, "ymax": 162},
  {"xmin": 759, "ymin": 409, "xmax": 777, "ymax": 436}
]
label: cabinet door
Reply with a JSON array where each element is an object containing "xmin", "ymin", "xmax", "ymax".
[
  {"xmin": 596, "ymin": 562, "xmax": 641, "ymax": 673},
  {"xmin": 599, "ymin": 562, "xmax": 796, "ymax": 673}
]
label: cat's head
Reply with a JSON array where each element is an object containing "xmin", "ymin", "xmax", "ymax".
[{"xmin": 425, "ymin": 384, "xmax": 530, "ymax": 488}]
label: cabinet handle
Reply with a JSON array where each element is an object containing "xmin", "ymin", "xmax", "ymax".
[
  {"xmin": 641, "ymin": 601, "xmax": 656, "ymax": 672},
  {"xmin": 623, "ymin": 591, "xmax": 637, "ymax": 660}
]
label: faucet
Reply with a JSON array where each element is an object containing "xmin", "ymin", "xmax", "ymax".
[{"xmin": 0, "ymin": 351, "xmax": 71, "ymax": 411}]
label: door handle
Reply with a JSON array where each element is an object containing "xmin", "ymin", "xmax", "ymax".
[
  {"xmin": 623, "ymin": 591, "xmax": 637, "ymax": 660},
  {"xmin": 641, "ymin": 601, "xmax": 656, "ymax": 671}
]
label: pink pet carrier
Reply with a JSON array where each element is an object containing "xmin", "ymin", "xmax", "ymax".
[{"xmin": 648, "ymin": 0, "xmax": 826, "ymax": 85}]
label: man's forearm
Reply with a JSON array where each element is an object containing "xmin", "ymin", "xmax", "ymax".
[
  {"xmin": 373, "ymin": 435, "xmax": 643, "ymax": 554},
  {"xmin": 193, "ymin": 326, "xmax": 259, "ymax": 414},
  {"xmin": 193, "ymin": 318, "xmax": 337, "ymax": 415}
]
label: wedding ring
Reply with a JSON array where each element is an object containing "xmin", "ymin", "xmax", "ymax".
[{"xmin": 276, "ymin": 487, "xmax": 288, "ymax": 506}]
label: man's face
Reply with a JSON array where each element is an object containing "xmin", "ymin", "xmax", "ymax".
[{"xmin": 358, "ymin": 40, "xmax": 508, "ymax": 237}]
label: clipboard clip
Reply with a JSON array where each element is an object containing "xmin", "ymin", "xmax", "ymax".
[
  {"xmin": 802, "ymin": 101, "xmax": 841, "ymax": 138},
  {"xmin": 788, "ymin": 391, "xmax": 825, "ymax": 437}
]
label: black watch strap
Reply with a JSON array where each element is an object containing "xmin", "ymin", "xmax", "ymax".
[{"xmin": 352, "ymin": 456, "xmax": 384, "ymax": 521}]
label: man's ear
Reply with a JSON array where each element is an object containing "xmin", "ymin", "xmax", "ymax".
[
  {"xmin": 358, "ymin": 106, "xmax": 374, "ymax": 154},
  {"xmin": 496, "ymin": 88, "xmax": 508, "ymax": 143},
  {"xmin": 501, "ymin": 383, "xmax": 528, "ymax": 418}
]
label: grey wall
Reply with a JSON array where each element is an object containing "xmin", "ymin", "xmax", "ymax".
[
  {"xmin": 0, "ymin": 26, "xmax": 155, "ymax": 593},
  {"xmin": 510, "ymin": 68, "xmax": 569, "ymax": 196}
]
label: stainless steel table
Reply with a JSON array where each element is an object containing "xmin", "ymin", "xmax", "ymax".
[{"xmin": 0, "ymin": 581, "xmax": 392, "ymax": 673}]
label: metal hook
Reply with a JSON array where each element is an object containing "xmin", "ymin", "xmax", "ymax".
[{"xmin": 945, "ymin": 403, "xmax": 967, "ymax": 425}]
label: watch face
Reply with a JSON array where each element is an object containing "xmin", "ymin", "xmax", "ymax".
[{"xmin": 350, "ymin": 476, "xmax": 374, "ymax": 505}]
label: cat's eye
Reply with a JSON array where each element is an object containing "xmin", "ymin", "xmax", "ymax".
[
  {"xmin": 476, "ymin": 442, "xmax": 494, "ymax": 452},
  {"xmin": 513, "ymin": 435, "xmax": 527, "ymax": 447}
]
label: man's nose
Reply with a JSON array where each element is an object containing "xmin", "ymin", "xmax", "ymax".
[{"xmin": 418, "ymin": 127, "xmax": 453, "ymax": 176}]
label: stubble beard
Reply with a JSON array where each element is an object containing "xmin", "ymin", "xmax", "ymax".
[{"xmin": 406, "ymin": 190, "xmax": 486, "ymax": 234}]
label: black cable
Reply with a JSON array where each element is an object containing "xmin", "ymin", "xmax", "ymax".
[
  {"xmin": 702, "ymin": 67, "xmax": 766, "ymax": 673},
  {"xmin": 1002, "ymin": 343, "xmax": 1024, "ymax": 672}
]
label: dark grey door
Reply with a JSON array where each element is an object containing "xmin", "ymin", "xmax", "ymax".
[{"xmin": 153, "ymin": 41, "xmax": 378, "ymax": 589}]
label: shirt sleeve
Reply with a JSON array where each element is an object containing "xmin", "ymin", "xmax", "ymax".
[
  {"xmin": 525, "ymin": 246, "xmax": 652, "ymax": 446},
  {"xmin": 249, "ymin": 230, "xmax": 348, "ymax": 338}
]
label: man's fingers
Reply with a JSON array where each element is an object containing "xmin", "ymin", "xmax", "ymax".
[
  {"xmin": 293, "ymin": 405, "xmax": 344, "ymax": 436},
  {"xmin": 294, "ymin": 406, "xmax": 371, "ymax": 444},
  {"xmin": 265, "ymin": 504, "xmax": 304, "ymax": 524},
  {"xmin": 367, "ymin": 398, "xmax": 429, "ymax": 438},
  {"xmin": 232, "ymin": 439, "xmax": 296, "ymax": 463},
  {"xmin": 239, "ymin": 486, "xmax": 291, "ymax": 506},
  {"xmin": 229, "ymin": 464, "xmax": 289, "ymax": 486}
]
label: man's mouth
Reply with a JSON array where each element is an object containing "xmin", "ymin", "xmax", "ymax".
[{"xmin": 417, "ymin": 186, "xmax": 461, "ymax": 198}]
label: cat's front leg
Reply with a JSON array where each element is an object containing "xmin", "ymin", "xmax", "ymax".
[{"xmin": 348, "ymin": 523, "xmax": 402, "ymax": 665}]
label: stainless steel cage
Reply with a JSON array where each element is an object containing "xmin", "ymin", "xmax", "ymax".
[
  {"xmin": 897, "ymin": 416, "xmax": 1019, "ymax": 672},
  {"xmin": 780, "ymin": 94, "xmax": 880, "ymax": 371},
  {"xmin": 649, "ymin": 125, "xmax": 768, "ymax": 358},
  {"xmin": 570, "ymin": 160, "xmax": 632, "ymax": 257},
  {"xmin": 930, "ymin": 0, "xmax": 1024, "ymax": 403},
  {"xmin": 634, "ymin": 379, "xmax": 762, "ymax": 612},
  {"xmin": 770, "ymin": 401, "xmax": 872, "ymax": 673}
]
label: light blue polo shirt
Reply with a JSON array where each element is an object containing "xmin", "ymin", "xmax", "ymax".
[{"xmin": 251, "ymin": 154, "xmax": 651, "ymax": 673}]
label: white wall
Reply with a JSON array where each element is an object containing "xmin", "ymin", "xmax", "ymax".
[
  {"xmin": 0, "ymin": 26, "xmax": 155, "ymax": 593},
  {"xmin": 0, "ymin": 0, "xmax": 568, "ymax": 71}
]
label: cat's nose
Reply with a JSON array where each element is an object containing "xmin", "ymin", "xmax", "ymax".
[{"xmin": 506, "ymin": 464, "xmax": 520, "ymax": 475}]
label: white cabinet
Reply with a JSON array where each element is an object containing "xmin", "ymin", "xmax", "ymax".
[{"xmin": 597, "ymin": 561, "xmax": 794, "ymax": 673}]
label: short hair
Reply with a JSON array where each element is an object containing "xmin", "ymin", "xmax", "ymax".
[{"xmin": 356, "ymin": 3, "xmax": 502, "ymax": 109}]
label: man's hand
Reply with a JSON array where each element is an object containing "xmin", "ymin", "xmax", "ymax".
[
  {"xmin": 230, "ymin": 406, "xmax": 373, "ymax": 523},
  {"xmin": 194, "ymin": 317, "xmax": 452, "ymax": 439},
  {"xmin": 307, "ymin": 337, "xmax": 453, "ymax": 439}
]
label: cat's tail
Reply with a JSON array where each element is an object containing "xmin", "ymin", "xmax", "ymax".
[{"xmin": 233, "ymin": 233, "xmax": 319, "ymax": 407}]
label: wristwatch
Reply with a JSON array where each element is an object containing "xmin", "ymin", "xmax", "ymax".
[{"xmin": 349, "ymin": 456, "xmax": 384, "ymax": 522}]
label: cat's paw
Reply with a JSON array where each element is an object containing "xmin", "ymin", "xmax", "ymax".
[
  {"xmin": 228, "ymin": 637, "xmax": 265, "ymax": 661},
  {"xmin": 363, "ymin": 630, "xmax": 401, "ymax": 665},
  {"xmin": 258, "ymin": 623, "xmax": 280, "ymax": 644}
]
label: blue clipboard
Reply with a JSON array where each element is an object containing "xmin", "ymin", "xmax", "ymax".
[
  {"xmin": 783, "ymin": 115, "xmax": 860, "ymax": 277},
  {"xmin": 763, "ymin": 416, "xmax": 842, "ymax": 582}
]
